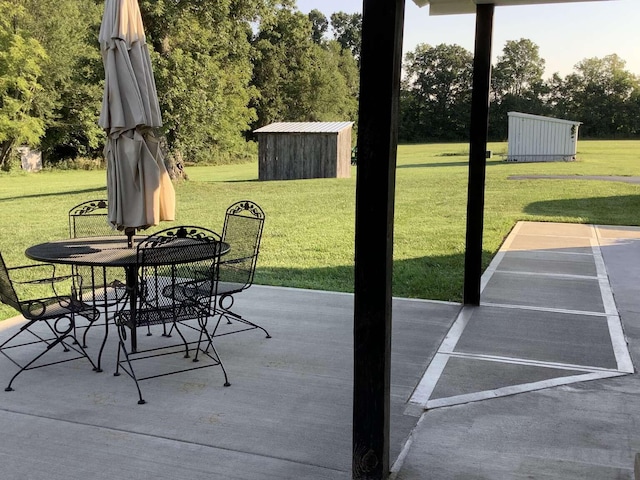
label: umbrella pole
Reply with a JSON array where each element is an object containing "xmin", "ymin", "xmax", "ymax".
[{"xmin": 125, "ymin": 227, "xmax": 136, "ymax": 248}]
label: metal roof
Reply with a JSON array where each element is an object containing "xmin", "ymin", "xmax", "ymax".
[
  {"xmin": 413, "ymin": 0, "xmax": 613, "ymax": 15},
  {"xmin": 253, "ymin": 122, "xmax": 353, "ymax": 134},
  {"xmin": 508, "ymin": 111, "xmax": 582, "ymax": 125}
]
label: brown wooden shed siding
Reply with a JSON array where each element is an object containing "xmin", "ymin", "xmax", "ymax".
[{"xmin": 256, "ymin": 124, "xmax": 352, "ymax": 181}]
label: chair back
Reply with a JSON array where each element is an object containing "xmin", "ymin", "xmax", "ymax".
[
  {"xmin": 135, "ymin": 226, "xmax": 223, "ymax": 323},
  {"xmin": 69, "ymin": 200, "xmax": 118, "ymax": 238},
  {"xmin": 69, "ymin": 199, "xmax": 122, "ymax": 296},
  {"xmin": 220, "ymin": 201, "xmax": 265, "ymax": 290},
  {"xmin": 0, "ymin": 253, "xmax": 22, "ymax": 313}
]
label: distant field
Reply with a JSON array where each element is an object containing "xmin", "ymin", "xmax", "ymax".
[{"xmin": 1, "ymin": 139, "xmax": 640, "ymax": 321}]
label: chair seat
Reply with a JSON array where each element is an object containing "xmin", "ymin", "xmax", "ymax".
[
  {"xmin": 163, "ymin": 280, "xmax": 243, "ymax": 302},
  {"xmin": 218, "ymin": 281, "xmax": 245, "ymax": 296},
  {"xmin": 115, "ymin": 302, "xmax": 207, "ymax": 328},
  {"xmin": 79, "ymin": 282, "xmax": 128, "ymax": 306},
  {"xmin": 22, "ymin": 296, "xmax": 100, "ymax": 322}
]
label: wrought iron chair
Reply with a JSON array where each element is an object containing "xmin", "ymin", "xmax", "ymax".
[
  {"xmin": 0, "ymin": 252, "xmax": 99, "ymax": 392},
  {"xmin": 163, "ymin": 201, "xmax": 270, "ymax": 339},
  {"xmin": 112, "ymin": 226, "xmax": 230, "ymax": 404},
  {"xmin": 214, "ymin": 200, "xmax": 270, "ymax": 338},
  {"xmin": 68, "ymin": 199, "xmax": 126, "ymax": 349}
]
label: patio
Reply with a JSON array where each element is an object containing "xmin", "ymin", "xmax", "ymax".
[
  {"xmin": 0, "ymin": 282, "xmax": 460, "ymax": 479},
  {"xmin": 1, "ymin": 221, "xmax": 640, "ymax": 479}
]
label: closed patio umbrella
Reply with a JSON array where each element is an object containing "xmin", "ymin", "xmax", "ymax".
[{"xmin": 98, "ymin": 0, "xmax": 175, "ymax": 245}]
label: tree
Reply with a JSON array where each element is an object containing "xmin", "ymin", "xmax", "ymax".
[
  {"xmin": 0, "ymin": 1, "xmax": 47, "ymax": 169},
  {"xmin": 251, "ymin": 7, "xmax": 359, "ymax": 129},
  {"xmin": 11, "ymin": 0, "xmax": 104, "ymax": 164},
  {"xmin": 138, "ymin": 0, "xmax": 288, "ymax": 164},
  {"xmin": 251, "ymin": 7, "xmax": 317, "ymax": 126},
  {"xmin": 548, "ymin": 54, "xmax": 640, "ymax": 138},
  {"xmin": 488, "ymin": 39, "xmax": 547, "ymax": 139},
  {"xmin": 544, "ymin": 73, "xmax": 570, "ymax": 118},
  {"xmin": 306, "ymin": 41, "xmax": 359, "ymax": 122},
  {"xmin": 561, "ymin": 55, "xmax": 639, "ymax": 137},
  {"xmin": 401, "ymin": 43, "xmax": 473, "ymax": 141},
  {"xmin": 308, "ymin": 9, "xmax": 328, "ymax": 45},
  {"xmin": 2, "ymin": 1, "xmax": 366, "ymax": 169},
  {"xmin": 330, "ymin": 12, "xmax": 362, "ymax": 61},
  {"xmin": 492, "ymin": 39, "xmax": 545, "ymax": 100},
  {"xmin": 626, "ymin": 86, "xmax": 640, "ymax": 136}
]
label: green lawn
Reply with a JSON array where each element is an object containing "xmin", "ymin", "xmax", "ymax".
[{"xmin": 2, "ymin": 139, "xmax": 640, "ymax": 321}]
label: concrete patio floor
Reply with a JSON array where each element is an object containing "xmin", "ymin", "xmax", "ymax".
[{"xmin": 1, "ymin": 221, "xmax": 640, "ymax": 479}]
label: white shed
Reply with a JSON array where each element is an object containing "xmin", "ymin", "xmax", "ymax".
[
  {"xmin": 507, "ymin": 112, "xmax": 581, "ymax": 162},
  {"xmin": 17, "ymin": 146, "xmax": 42, "ymax": 172}
]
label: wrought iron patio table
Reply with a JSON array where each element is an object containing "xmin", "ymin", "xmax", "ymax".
[{"xmin": 25, "ymin": 235, "xmax": 230, "ymax": 371}]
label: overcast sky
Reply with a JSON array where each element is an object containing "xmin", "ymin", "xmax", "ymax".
[{"xmin": 295, "ymin": 0, "xmax": 640, "ymax": 78}]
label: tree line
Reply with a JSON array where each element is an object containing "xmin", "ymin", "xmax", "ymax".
[
  {"xmin": 1, "ymin": 0, "xmax": 638, "ymax": 170},
  {"xmin": 401, "ymin": 38, "xmax": 640, "ymax": 143}
]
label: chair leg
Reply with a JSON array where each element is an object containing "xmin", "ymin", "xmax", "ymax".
[
  {"xmin": 171, "ymin": 321, "xmax": 192, "ymax": 359},
  {"xmin": 110, "ymin": 305, "xmax": 231, "ymax": 402},
  {"xmin": 215, "ymin": 294, "xmax": 271, "ymax": 338},
  {"xmin": 215, "ymin": 308, "xmax": 271, "ymax": 339},
  {"xmin": 0, "ymin": 320, "xmax": 39, "ymax": 390},
  {"xmin": 195, "ymin": 317, "xmax": 231, "ymax": 387},
  {"xmin": 114, "ymin": 334, "xmax": 146, "ymax": 405},
  {"xmin": 161, "ymin": 320, "xmax": 171, "ymax": 337},
  {"xmin": 192, "ymin": 315, "xmax": 210, "ymax": 363},
  {"xmin": 93, "ymin": 316, "xmax": 109, "ymax": 373},
  {"xmin": 1, "ymin": 316, "xmax": 96, "ymax": 392}
]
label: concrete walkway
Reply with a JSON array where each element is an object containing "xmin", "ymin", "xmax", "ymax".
[
  {"xmin": 408, "ymin": 221, "xmax": 633, "ymax": 412},
  {"xmin": 396, "ymin": 222, "xmax": 640, "ymax": 479},
  {"xmin": 1, "ymin": 221, "xmax": 639, "ymax": 479}
]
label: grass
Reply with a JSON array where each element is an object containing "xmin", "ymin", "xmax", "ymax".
[{"xmin": 1, "ymin": 139, "xmax": 640, "ymax": 321}]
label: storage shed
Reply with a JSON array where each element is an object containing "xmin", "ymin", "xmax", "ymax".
[
  {"xmin": 254, "ymin": 122, "xmax": 353, "ymax": 181},
  {"xmin": 507, "ymin": 112, "xmax": 581, "ymax": 162}
]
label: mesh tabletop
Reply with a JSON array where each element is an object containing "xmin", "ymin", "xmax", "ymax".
[{"xmin": 25, "ymin": 236, "xmax": 229, "ymax": 267}]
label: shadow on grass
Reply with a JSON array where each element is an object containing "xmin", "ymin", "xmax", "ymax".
[
  {"xmin": 523, "ymin": 195, "xmax": 640, "ymax": 225},
  {"xmin": 193, "ymin": 178, "xmax": 260, "ymax": 184},
  {"xmin": 398, "ymin": 159, "xmax": 504, "ymax": 169},
  {"xmin": 0, "ymin": 187, "xmax": 106, "ymax": 202},
  {"xmin": 254, "ymin": 251, "xmax": 493, "ymax": 304}
]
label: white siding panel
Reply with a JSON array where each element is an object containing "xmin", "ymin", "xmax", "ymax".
[{"xmin": 506, "ymin": 112, "xmax": 581, "ymax": 162}]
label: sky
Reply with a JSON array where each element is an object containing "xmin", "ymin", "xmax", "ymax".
[{"xmin": 295, "ymin": 0, "xmax": 640, "ymax": 78}]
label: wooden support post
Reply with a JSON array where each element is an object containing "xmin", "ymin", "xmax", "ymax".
[
  {"xmin": 353, "ymin": 0, "xmax": 405, "ymax": 479},
  {"xmin": 463, "ymin": 3, "xmax": 494, "ymax": 306}
]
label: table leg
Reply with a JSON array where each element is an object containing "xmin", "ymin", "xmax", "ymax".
[
  {"xmin": 94, "ymin": 265, "xmax": 109, "ymax": 372},
  {"xmin": 126, "ymin": 265, "xmax": 138, "ymax": 353}
]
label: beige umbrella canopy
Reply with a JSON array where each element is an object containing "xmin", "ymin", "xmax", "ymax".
[{"xmin": 98, "ymin": 0, "xmax": 175, "ymax": 241}]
